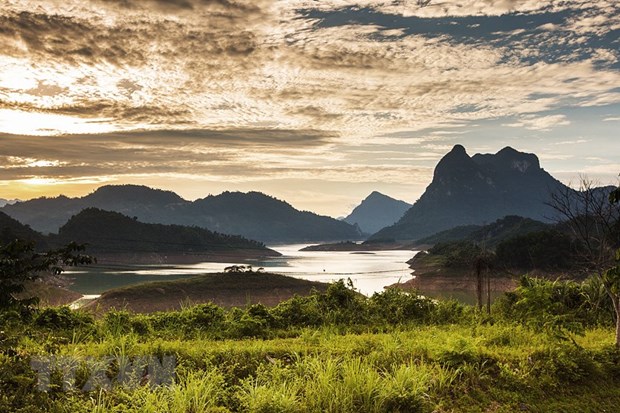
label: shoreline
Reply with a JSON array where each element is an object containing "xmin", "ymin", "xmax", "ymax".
[
  {"xmin": 301, "ymin": 241, "xmax": 422, "ymax": 252},
  {"xmin": 91, "ymin": 249, "xmax": 281, "ymax": 265},
  {"xmin": 390, "ymin": 250, "xmax": 518, "ymax": 295}
]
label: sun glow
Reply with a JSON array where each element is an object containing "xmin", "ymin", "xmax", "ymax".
[{"xmin": 0, "ymin": 109, "xmax": 117, "ymax": 136}]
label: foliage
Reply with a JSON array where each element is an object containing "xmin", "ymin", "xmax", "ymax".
[
  {"xmin": 1, "ymin": 316, "xmax": 620, "ymax": 412},
  {"xmin": 56, "ymin": 208, "xmax": 267, "ymax": 253},
  {"xmin": 493, "ymin": 276, "xmax": 614, "ymax": 341},
  {"xmin": 495, "ymin": 230, "xmax": 577, "ymax": 271},
  {"xmin": 428, "ymin": 241, "xmax": 483, "ymax": 268},
  {"xmin": 1, "ymin": 266, "xmax": 620, "ymax": 411},
  {"xmin": 0, "ymin": 240, "xmax": 93, "ymax": 311}
]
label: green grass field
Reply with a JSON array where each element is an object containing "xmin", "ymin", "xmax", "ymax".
[{"xmin": 1, "ymin": 278, "xmax": 619, "ymax": 412}]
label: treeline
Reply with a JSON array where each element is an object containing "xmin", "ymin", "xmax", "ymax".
[{"xmin": 426, "ymin": 225, "xmax": 618, "ymax": 274}]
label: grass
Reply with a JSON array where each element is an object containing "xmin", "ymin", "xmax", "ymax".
[
  {"xmin": 3, "ymin": 321, "xmax": 618, "ymax": 412},
  {"xmin": 84, "ymin": 272, "xmax": 329, "ymax": 313},
  {"xmin": 2, "ymin": 278, "xmax": 620, "ymax": 412}
]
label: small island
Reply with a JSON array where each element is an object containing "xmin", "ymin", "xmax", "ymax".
[{"xmin": 301, "ymin": 240, "xmax": 418, "ymax": 252}]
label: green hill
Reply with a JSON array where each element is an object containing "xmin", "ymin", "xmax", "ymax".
[
  {"xmin": 189, "ymin": 191, "xmax": 362, "ymax": 242},
  {"xmin": 54, "ymin": 208, "xmax": 277, "ymax": 255},
  {"xmin": 85, "ymin": 271, "xmax": 329, "ymax": 312},
  {"xmin": 0, "ymin": 211, "xmax": 46, "ymax": 247},
  {"xmin": 416, "ymin": 215, "xmax": 550, "ymax": 248}
]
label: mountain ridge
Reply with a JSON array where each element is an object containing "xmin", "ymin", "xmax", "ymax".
[
  {"xmin": 343, "ymin": 191, "xmax": 411, "ymax": 235},
  {"xmin": 1, "ymin": 185, "xmax": 362, "ymax": 243},
  {"xmin": 54, "ymin": 207, "xmax": 277, "ymax": 256},
  {"xmin": 369, "ymin": 145, "xmax": 568, "ymax": 242}
]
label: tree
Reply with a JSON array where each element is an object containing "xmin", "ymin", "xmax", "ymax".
[
  {"xmin": 547, "ymin": 177, "xmax": 619, "ymax": 272},
  {"xmin": 0, "ymin": 240, "xmax": 93, "ymax": 311},
  {"xmin": 605, "ymin": 185, "xmax": 620, "ymax": 346},
  {"xmin": 473, "ymin": 251, "xmax": 494, "ymax": 314},
  {"xmin": 547, "ymin": 177, "xmax": 620, "ymax": 347}
]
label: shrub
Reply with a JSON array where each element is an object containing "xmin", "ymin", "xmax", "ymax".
[
  {"xmin": 270, "ymin": 295, "xmax": 323, "ymax": 328},
  {"xmin": 369, "ymin": 288, "xmax": 436, "ymax": 324},
  {"xmin": 34, "ymin": 307, "xmax": 94, "ymax": 331},
  {"xmin": 428, "ymin": 241, "xmax": 482, "ymax": 268},
  {"xmin": 494, "ymin": 276, "xmax": 614, "ymax": 336}
]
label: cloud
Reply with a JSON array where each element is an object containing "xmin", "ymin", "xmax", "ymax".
[
  {"xmin": 0, "ymin": 128, "xmax": 334, "ymax": 181},
  {"xmin": 1, "ymin": 0, "xmax": 618, "ymax": 138},
  {"xmin": 0, "ymin": 0, "xmax": 618, "ymax": 209},
  {"xmin": 504, "ymin": 114, "xmax": 571, "ymax": 131},
  {"xmin": 552, "ymin": 139, "xmax": 589, "ymax": 145}
]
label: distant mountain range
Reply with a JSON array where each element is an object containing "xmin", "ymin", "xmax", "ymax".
[
  {"xmin": 0, "ymin": 198, "xmax": 19, "ymax": 208},
  {"xmin": 369, "ymin": 145, "xmax": 574, "ymax": 242},
  {"xmin": 344, "ymin": 191, "xmax": 411, "ymax": 235},
  {"xmin": 1, "ymin": 186, "xmax": 362, "ymax": 243}
]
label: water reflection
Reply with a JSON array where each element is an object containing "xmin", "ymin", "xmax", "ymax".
[{"xmin": 64, "ymin": 244, "xmax": 417, "ymax": 296}]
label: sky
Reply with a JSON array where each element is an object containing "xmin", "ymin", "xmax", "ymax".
[{"xmin": 0, "ymin": 0, "xmax": 619, "ymax": 217}]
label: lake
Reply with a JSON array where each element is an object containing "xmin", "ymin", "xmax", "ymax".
[{"xmin": 64, "ymin": 244, "xmax": 417, "ymax": 297}]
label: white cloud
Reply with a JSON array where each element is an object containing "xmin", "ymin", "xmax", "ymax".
[{"xmin": 505, "ymin": 114, "xmax": 571, "ymax": 131}]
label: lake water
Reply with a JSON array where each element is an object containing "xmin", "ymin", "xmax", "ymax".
[{"xmin": 64, "ymin": 244, "xmax": 417, "ymax": 297}]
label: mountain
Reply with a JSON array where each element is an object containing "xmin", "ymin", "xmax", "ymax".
[
  {"xmin": 415, "ymin": 215, "xmax": 551, "ymax": 248},
  {"xmin": 344, "ymin": 191, "xmax": 411, "ymax": 235},
  {"xmin": 0, "ymin": 198, "xmax": 18, "ymax": 208},
  {"xmin": 369, "ymin": 145, "xmax": 567, "ymax": 241},
  {"xmin": 186, "ymin": 191, "xmax": 362, "ymax": 243},
  {"xmin": 54, "ymin": 208, "xmax": 277, "ymax": 255},
  {"xmin": 1, "ymin": 185, "xmax": 362, "ymax": 243},
  {"xmin": 1, "ymin": 185, "xmax": 185, "ymax": 234},
  {"xmin": 0, "ymin": 211, "xmax": 46, "ymax": 246}
]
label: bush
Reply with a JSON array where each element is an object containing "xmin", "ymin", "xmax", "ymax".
[
  {"xmin": 369, "ymin": 288, "xmax": 436, "ymax": 324},
  {"xmin": 495, "ymin": 230, "xmax": 577, "ymax": 271},
  {"xmin": 493, "ymin": 276, "xmax": 614, "ymax": 339},
  {"xmin": 318, "ymin": 279, "xmax": 369, "ymax": 324},
  {"xmin": 271, "ymin": 295, "xmax": 323, "ymax": 328},
  {"xmin": 34, "ymin": 307, "xmax": 94, "ymax": 331},
  {"xmin": 428, "ymin": 241, "xmax": 482, "ymax": 268}
]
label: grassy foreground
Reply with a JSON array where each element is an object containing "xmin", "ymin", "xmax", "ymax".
[{"xmin": 1, "ymin": 279, "xmax": 619, "ymax": 412}]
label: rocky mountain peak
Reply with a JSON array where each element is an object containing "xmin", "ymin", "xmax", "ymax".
[
  {"xmin": 472, "ymin": 146, "xmax": 541, "ymax": 174},
  {"xmin": 432, "ymin": 144, "xmax": 479, "ymax": 182}
]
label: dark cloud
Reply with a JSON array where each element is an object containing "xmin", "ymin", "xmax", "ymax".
[
  {"xmin": 0, "ymin": 128, "xmax": 334, "ymax": 180},
  {"xmin": 99, "ymin": 0, "xmax": 262, "ymax": 14},
  {"xmin": 0, "ymin": 98, "xmax": 194, "ymax": 125},
  {"xmin": 287, "ymin": 105, "xmax": 343, "ymax": 121},
  {"xmin": 0, "ymin": 3, "xmax": 268, "ymax": 67},
  {"xmin": 0, "ymin": 11, "xmax": 147, "ymax": 66}
]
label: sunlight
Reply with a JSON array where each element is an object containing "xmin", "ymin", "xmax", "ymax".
[{"xmin": 0, "ymin": 109, "xmax": 116, "ymax": 136}]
